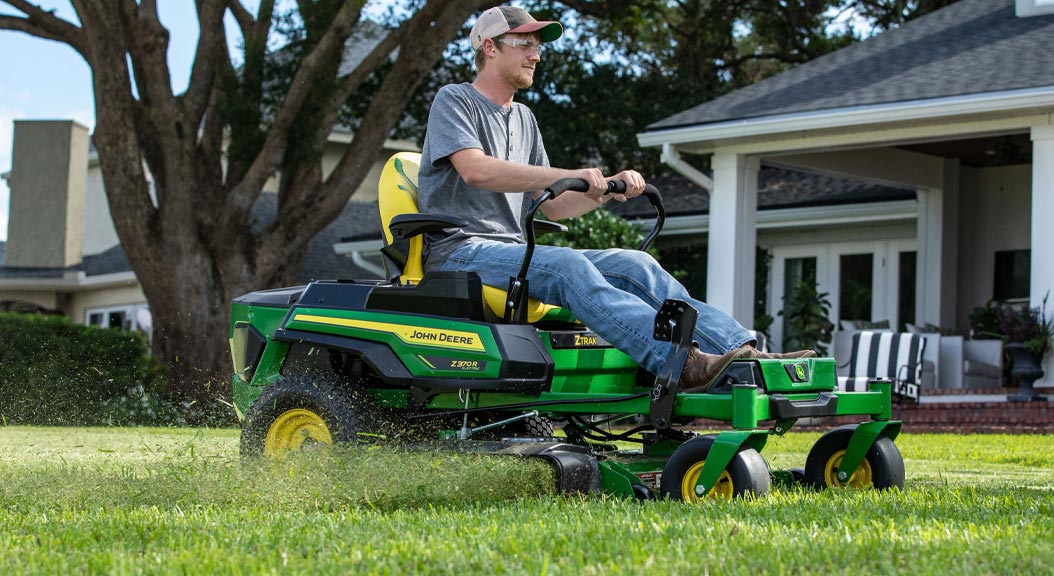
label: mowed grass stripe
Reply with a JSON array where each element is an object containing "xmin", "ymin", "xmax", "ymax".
[{"xmin": 0, "ymin": 427, "xmax": 1052, "ymax": 575}]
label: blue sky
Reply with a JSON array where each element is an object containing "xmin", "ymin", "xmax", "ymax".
[{"xmin": 0, "ymin": 1, "xmax": 239, "ymax": 242}]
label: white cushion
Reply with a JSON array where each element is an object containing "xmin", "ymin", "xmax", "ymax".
[{"xmin": 837, "ymin": 376, "xmax": 919, "ymax": 400}]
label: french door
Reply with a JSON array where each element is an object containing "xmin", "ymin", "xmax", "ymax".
[{"xmin": 768, "ymin": 240, "xmax": 916, "ymax": 352}]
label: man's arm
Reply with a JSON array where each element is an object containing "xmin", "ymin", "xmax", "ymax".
[
  {"xmin": 449, "ymin": 149, "xmax": 645, "ymax": 220},
  {"xmin": 449, "ymin": 148, "xmax": 605, "ymax": 194}
]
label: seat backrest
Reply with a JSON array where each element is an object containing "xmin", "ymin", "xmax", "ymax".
[
  {"xmin": 375, "ymin": 152, "xmax": 577, "ymax": 325},
  {"xmin": 378, "ymin": 152, "xmax": 424, "ymax": 284},
  {"xmin": 846, "ymin": 331, "xmax": 925, "ymax": 384}
]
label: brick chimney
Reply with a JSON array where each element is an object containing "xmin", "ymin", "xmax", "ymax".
[{"xmin": 5, "ymin": 120, "xmax": 88, "ymax": 268}]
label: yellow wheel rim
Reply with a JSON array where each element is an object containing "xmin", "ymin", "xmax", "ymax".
[
  {"xmin": 680, "ymin": 461, "xmax": 734, "ymax": 502},
  {"xmin": 264, "ymin": 408, "xmax": 333, "ymax": 458},
  {"xmin": 823, "ymin": 449, "xmax": 873, "ymax": 489}
]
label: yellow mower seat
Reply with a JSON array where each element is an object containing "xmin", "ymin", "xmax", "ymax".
[{"xmin": 378, "ymin": 152, "xmax": 576, "ymax": 324}]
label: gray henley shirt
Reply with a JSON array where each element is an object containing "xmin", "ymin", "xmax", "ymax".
[{"xmin": 418, "ymin": 83, "xmax": 549, "ymax": 271}]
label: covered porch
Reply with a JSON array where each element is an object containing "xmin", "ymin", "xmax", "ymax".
[
  {"xmin": 640, "ymin": 91, "xmax": 1053, "ymax": 389},
  {"xmin": 638, "ymin": 0, "xmax": 1054, "ymax": 391}
]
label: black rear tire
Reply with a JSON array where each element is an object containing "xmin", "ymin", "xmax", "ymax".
[
  {"xmin": 515, "ymin": 414, "xmax": 555, "ymax": 437},
  {"xmin": 804, "ymin": 425, "xmax": 904, "ymax": 490},
  {"xmin": 240, "ymin": 374, "xmax": 360, "ymax": 458},
  {"xmin": 660, "ymin": 435, "xmax": 770, "ymax": 501}
]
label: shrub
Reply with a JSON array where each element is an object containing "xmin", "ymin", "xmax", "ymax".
[
  {"xmin": 544, "ymin": 207, "xmax": 691, "ymax": 283},
  {"xmin": 968, "ymin": 301, "xmax": 1002, "ymax": 339},
  {"xmin": 543, "ymin": 207, "xmax": 656, "ymax": 255},
  {"xmin": 0, "ymin": 312, "xmax": 161, "ymax": 425}
]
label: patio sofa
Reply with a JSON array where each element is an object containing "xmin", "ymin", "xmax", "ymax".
[{"xmin": 831, "ymin": 321, "xmax": 1003, "ymax": 391}]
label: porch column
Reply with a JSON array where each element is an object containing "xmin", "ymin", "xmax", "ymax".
[
  {"xmin": 708, "ymin": 153, "xmax": 759, "ymax": 328},
  {"xmin": 915, "ymin": 158, "xmax": 960, "ymax": 329},
  {"xmin": 1031, "ymin": 125, "xmax": 1054, "ymax": 387}
]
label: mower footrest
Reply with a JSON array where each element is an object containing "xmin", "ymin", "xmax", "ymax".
[{"xmin": 769, "ymin": 392, "xmax": 838, "ymax": 419}]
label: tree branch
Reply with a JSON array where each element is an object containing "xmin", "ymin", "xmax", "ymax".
[
  {"xmin": 240, "ymin": 0, "xmax": 275, "ymax": 112},
  {"xmin": 254, "ymin": 0, "xmax": 493, "ymax": 282},
  {"xmin": 139, "ymin": 0, "xmax": 157, "ymax": 16},
  {"xmin": 0, "ymin": 1, "xmax": 86, "ymax": 55},
  {"xmin": 221, "ymin": 0, "xmax": 365, "ymax": 235},
  {"xmin": 199, "ymin": 85, "xmax": 228, "ymax": 214},
  {"xmin": 334, "ymin": 25, "xmax": 408, "ymax": 109},
  {"xmin": 226, "ymin": 0, "xmax": 253, "ymax": 37},
  {"xmin": 281, "ymin": 19, "xmax": 411, "ymax": 206},
  {"xmin": 181, "ymin": 0, "xmax": 229, "ymax": 128},
  {"xmin": 721, "ymin": 51, "xmax": 809, "ymax": 70},
  {"xmin": 120, "ymin": 1, "xmax": 175, "ymax": 111},
  {"xmin": 69, "ymin": 1, "xmax": 161, "ymax": 256}
]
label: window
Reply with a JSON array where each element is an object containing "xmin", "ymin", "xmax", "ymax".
[
  {"xmin": 839, "ymin": 253, "xmax": 873, "ymax": 323},
  {"xmin": 770, "ymin": 240, "xmax": 915, "ymax": 352},
  {"xmin": 993, "ymin": 249, "xmax": 1030, "ymax": 301},
  {"xmin": 84, "ymin": 304, "xmax": 152, "ymax": 342},
  {"xmin": 781, "ymin": 257, "xmax": 818, "ymax": 350},
  {"xmin": 897, "ymin": 251, "xmax": 916, "ymax": 331}
]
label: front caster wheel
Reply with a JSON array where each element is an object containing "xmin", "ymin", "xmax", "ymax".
[
  {"xmin": 804, "ymin": 425, "xmax": 904, "ymax": 490},
  {"xmin": 659, "ymin": 435, "xmax": 770, "ymax": 501}
]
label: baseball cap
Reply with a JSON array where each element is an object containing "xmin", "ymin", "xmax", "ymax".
[{"xmin": 470, "ymin": 6, "xmax": 563, "ymax": 51}]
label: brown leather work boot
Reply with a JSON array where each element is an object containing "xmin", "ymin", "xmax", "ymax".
[
  {"xmin": 740, "ymin": 345, "xmax": 817, "ymax": 360},
  {"xmin": 679, "ymin": 346, "xmax": 751, "ymax": 393}
]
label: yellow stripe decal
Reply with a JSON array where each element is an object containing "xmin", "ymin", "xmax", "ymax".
[{"xmin": 292, "ymin": 314, "xmax": 485, "ymax": 352}]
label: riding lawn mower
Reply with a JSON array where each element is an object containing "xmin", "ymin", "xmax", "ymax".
[{"xmin": 227, "ymin": 152, "xmax": 907, "ymax": 501}]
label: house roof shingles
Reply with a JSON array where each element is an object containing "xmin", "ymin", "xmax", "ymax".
[
  {"xmin": 605, "ymin": 168, "xmax": 913, "ymax": 220},
  {"xmin": 648, "ymin": 0, "xmax": 1054, "ymax": 131}
]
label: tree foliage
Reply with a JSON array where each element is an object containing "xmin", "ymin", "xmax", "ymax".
[{"xmin": 403, "ymin": 0, "xmax": 957, "ymax": 176}]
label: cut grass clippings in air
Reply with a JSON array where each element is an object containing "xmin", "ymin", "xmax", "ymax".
[{"xmin": 0, "ymin": 428, "xmax": 555, "ymax": 514}]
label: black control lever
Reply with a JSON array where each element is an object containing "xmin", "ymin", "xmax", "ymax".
[{"xmin": 505, "ymin": 178, "xmax": 665, "ymax": 323}]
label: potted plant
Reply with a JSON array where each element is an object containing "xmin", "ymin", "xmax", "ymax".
[
  {"xmin": 968, "ymin": 300, "xmax": 1002, "ymax": 340},
  {"xmin": 780, "ymin": 277, "xmax": 835, "ymax": 356},
  {"xmin": 996, "ymin": 295, "xmax": 1054, "ymax": 402}
]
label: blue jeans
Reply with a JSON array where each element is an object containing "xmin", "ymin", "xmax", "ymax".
[{"xmin": 438, "ymin": 240, "xmax": 754, "ymax": 374}]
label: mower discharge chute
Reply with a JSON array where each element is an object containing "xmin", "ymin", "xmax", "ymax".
[{"xmin": 228, "ymin": 152, "xmax": 906, "ymax": 500}]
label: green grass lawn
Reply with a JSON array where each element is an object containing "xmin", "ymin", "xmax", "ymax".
[{"xmin": 1, "ymin": 427, "xmax": 1052, "ymax": 575}]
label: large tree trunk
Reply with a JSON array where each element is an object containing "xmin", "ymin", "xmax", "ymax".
[{"xmin": 142, "ymin": 258, "xmax": 237, "ymax": 399}]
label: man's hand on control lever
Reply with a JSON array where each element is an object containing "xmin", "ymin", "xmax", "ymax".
[
  {"xmin": 568, "ymin": 167, "xmax": 608, "ymax": 201},
  {"xmin": 608, "ymin": 170, "xmax": 646, "ymax": 202},
  {"xmin": 567, "ymin": 168, "xmax": 646, "ymax": 204}
]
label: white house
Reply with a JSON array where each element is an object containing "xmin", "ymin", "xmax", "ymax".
[
  {"xmin": 0, "ymin": 119, "xmax": 405, "ymax": 334},
  {"xmin": 638, "ymin": 0, "xmax": 1054, "ymax": 386}
]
